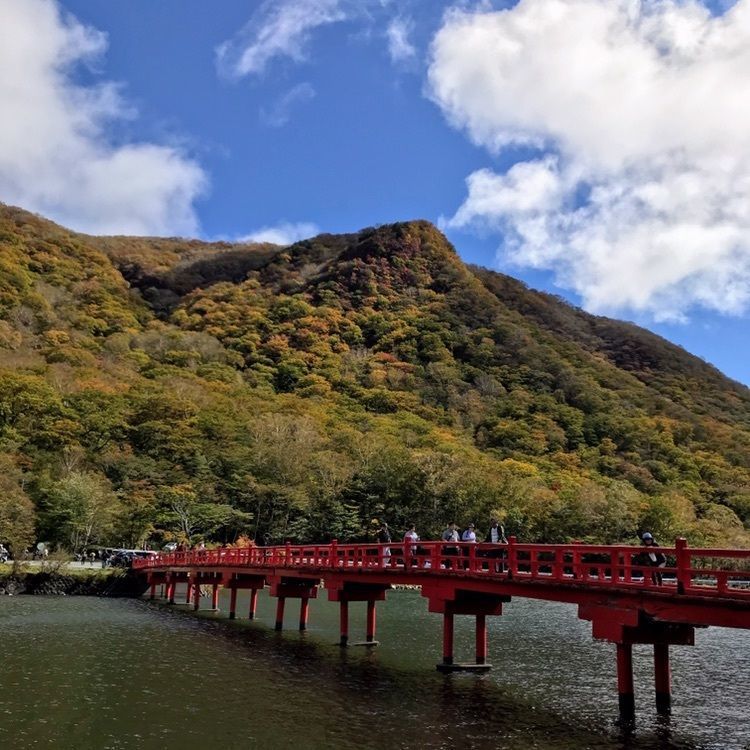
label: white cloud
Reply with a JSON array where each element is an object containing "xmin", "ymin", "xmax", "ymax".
[
  {"xmin": 260, "ymin": 82, "xmax": 316, "ymax": 127},
  {"xmin": 0, "ymin": 0, "xmax": 206, "ymax": 236},
  {"xmin": 240, "ymin": 221, "xmax": 320, "ymax": 246},
  {"xmin": 216, "ymin": 0, "xmax": 348, "ymax": 78},
  {"xmin": 429, "ymin": 0, "xmax": 750, "ymax": 321},
  {"xmin": 386, "ymin": 17, "xmax": 417, "ymax": 62}
]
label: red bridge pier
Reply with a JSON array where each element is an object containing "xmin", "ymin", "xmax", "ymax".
[
  {"xmin": 653, "ymin": 643, "xmax": 671, "ymax": 715},
  {"xmin": 189, "ymin": 572, "xmax": 223, "ymax": 612},
  {"xmin": 326, "ymin": 580, "xmax": 390, "ymax": 647},
  {"xmin": 423, "ymin": 583, "xmax": 509, "ymax": 672},
  {"xmin": 222, "ymin": 574, "xmax": 265, "ymax": 620},
  {"xmin": 268, "ymin": 576, "xmax": 319, "ymax": 631},
  {"xmin": 580, "ymin": 605, "xmax": 695, "ymax": 724},
  {"xmin": 146, "ymin": 572, "xmax": 169, "ymax": 602},
  {"xmin": 616, "ymin": 643, "xmax": 635, "ymax": 722}
]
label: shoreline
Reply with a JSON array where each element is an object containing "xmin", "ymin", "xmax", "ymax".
[{"xmin": 0, "ymin": 566, "xmax": 148, "ymax": 597}]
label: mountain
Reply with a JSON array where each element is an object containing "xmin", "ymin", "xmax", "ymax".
[{"xmin": 0, "ymin": 203, "xmax": 748, "ymax": 553}]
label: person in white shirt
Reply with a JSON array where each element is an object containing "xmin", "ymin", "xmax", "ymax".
[
  {"xmin": 461, "ymin": 524, "xmax": 476, "ymax": 543},
  {"xmin": 487, "ymin": 520, "xmax": 507, "ymax": 544},
  {"xmin": 460, "ymin": 523, "xmax": 476, "ymax": 570},
  {"xmin": 403, "ymin": 524, "xmax": 419, "ymax": 566},
  {"xmin": 441, "ymin": 522, "xmax": 459, "ymax": 568}
]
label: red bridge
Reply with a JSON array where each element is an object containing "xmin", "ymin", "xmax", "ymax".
[{"xmin": 134, "ymin": 538, "xmax": 750, "ymax": 725}]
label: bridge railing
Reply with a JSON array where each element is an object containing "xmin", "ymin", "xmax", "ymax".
[{"xmin": 133, "ymin": 539, "xmax": 750, "ymax": 599}]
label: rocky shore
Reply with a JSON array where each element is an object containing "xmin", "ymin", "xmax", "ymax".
[{"xmin": 0, "ymin": 567, "xmax": 149, "ymax": 597}]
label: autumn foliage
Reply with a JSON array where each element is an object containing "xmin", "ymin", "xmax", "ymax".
[{"xmin": 0, "ymin": 204, "xmax": 748, "ymax": 552}]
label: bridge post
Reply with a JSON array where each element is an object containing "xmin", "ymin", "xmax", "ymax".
[
  {"xmin": 185, "ymin": 580, "xmax": 192, "ymax": 605},
  {"xmin": 248, "ymin": 588, "xmax": 258, "ymax": 620},
  {"xmin": 442, "ymin": 612, "xmax": 454, "ymax": 666},
  {"xmin": 167, "ymin": 578, "xmax": 176, "ymax": 604},
  {"xmin": 675, "ymin": 537, "xmax": 689, "ymax": 594},
  {"xmin": 475, "ymin": 614, "xmax": 487, "ymax": 665},
  {"xmin": 366, "ymin": 600, "xmax": 376, "ymax": 643},
  {"xmin": 616, "ymin": 643, "xmax": 635, "ymax": 725},
  {"xmin": 339, "ymin": 601, "xmax": 349, "ymax": 647},
  {"xmin": 149, "ymin": 580, "xmax": 156, "ymax": 600},
  {"xmin": 211, "ymin": 583, "xmax": 219, "ymax": 611},
  {"xmin": 193, "ymin": 580, "xmax": 201, "ymax": 611},
  {"xmin": 275, "ymin": 597, "xmax": 286, "ymax": 631},
  {"xmin": 229, "ymin": 587, "xmax": 237, "ymax": 619},
  {"xmin": 654, "ymin": 644, "xmax": 671, "ymax": 715},
  {"xmin": 507, "ymin": 536, "xmax": 517, "ymax": 579},
  {"xmin": 299, "ymin": 598, "xmax": 309, "ymax": 631}
]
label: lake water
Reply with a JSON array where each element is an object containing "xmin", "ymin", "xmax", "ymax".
[{"xmin": 0, "ymin": 589, "xmax": 748, "ymax": 749}]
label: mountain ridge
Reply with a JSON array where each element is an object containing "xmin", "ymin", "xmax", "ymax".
[{"xmin": 0, "ymin": 202, "xmax": 748, "ymax": 552}]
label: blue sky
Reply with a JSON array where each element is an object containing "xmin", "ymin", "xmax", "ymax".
[{"xmin": 1, "ymin": 0, "xmax": 748, "ymax": 385}]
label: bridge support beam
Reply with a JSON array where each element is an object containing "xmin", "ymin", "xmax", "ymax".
[
  {"xmin": 423, "ymin": 583, "xmax": 507, "ymax": 672},
  {"xmin": 616, "ymin": 643, "xmax": 635, "ymax": 725},
  {"xmin": 442, "ymin": 612, "xmax": 454, "ymax": 666},
  {"xmin": 268, "ymin": 576, "xmax": 319, "ymax": 632},
  {"xmin": 579, "ymin": 605, "xmax": 694, "ymax": 725},
  {"xmin": 146, "ymin": 572, "xmax": 169, "ymax": 600},
  {"xmin": 339, "ymin": 601, "xmax": 349, "ymax": 647},
  {"xmin": 185, "ymin": 580, "xmax": 192, "ymax": 605},
  {"xmin": 275, "ymin": 597, "xmax": 285, "ymax": 631},
  {"xmin": 188, "ymin": 572, "xmax": 224, "ymax": 613},
  {"xmin": 193, "ymin": 580, "xmax": 201, "ymax": 611},
  {"xmin": 167, "ymin": 579, "xmax": 176, "ymax": 604},
  {"xmin": 221, "ymin": 574, "xmax": 265, "ymax": 621},
  {"xmin": 476, "ymin": 614, "xmax": 488, "ymax": 665},
  {"xmin": 299, "ymin": 598, "xmax": 310, "ymax": 631},
  {"xmin": 228, "ymin": 587, "xmax": 238, "ymax": 620},
  {"xmin": 654, "ymin": 644, "xmax": 671, "ymax": 715},
  {"xmin": 325, "ymin": 579, "xmax": 389, "ymax": 647},
  {"xmin": 365, "ymin": 600, "xmax": 376, "ymax": 643}
]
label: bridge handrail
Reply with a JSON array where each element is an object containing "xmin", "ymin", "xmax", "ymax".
[{"xmin": 132, "ymin": 539, "xmax": 750, "ymax": 599}]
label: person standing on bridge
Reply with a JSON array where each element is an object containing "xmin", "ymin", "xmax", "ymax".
[
  {"xmin": 485, "ymin": 519, "xmax": 508, "ymax": 572},
  {"xmin": 403, "ymin": 524, "xmax": 419, "ymax": 567},
  {"xmin": 641, "ymin": 532, "xmax": 667, "ymax": 585},
  {"xmin": 377, "ymin": 522, "xmax": 392, "ymax": 567},
  {"xmin": 461, "ymin": 523, "xmax": 477, "ymax": 570},
  {"xmin": 461, "ymin": 524, "xmax": 477, "ymax": 543},
  {"xmin": 441, "ymin": 522, "xmax": 459, "ymax": 568},
  {"xmin": 487, "ymin": 519, "xmax": 507, "ymax": 545}
]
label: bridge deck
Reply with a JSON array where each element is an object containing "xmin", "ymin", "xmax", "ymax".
[{"xmin": 135, "ymin": 539, "xmax": 749, "ymax": 627}]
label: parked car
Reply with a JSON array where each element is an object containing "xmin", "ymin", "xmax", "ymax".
[{"xmin": 109, "ymin": 551, "xmax": 136, "ymax": 568}]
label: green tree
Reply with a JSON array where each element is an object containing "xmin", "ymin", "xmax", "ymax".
[
  {"xmin": 42, "ymin": 471, "xmax": 121, "ymax": 552},
  {"xmin": 0, "ymin": 455, "xmax": 36, "ymax": 555}
]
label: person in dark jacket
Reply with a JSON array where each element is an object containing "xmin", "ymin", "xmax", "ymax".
[
  {"xmin": 486, "ymin": 520, "xmax": 508, "ymax": 545},
  {"xmin": 441, "ymin": 522, "xmax": 459, "ymax": 568},
  {"xmin": 485, "ymin": 519, "xmax": 508, "ymax": 572},
  {"xmin": 641, "ymin": 532, "xmax": 667, "ymax": 585},
  {"xmin": 377, "ymin": 523, "xmax": 392, "ymax": 567}
]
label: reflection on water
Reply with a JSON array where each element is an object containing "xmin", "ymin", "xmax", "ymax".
[{"xmin": 0, "ymin": 590, "xmax": 748, "ymax": 750}]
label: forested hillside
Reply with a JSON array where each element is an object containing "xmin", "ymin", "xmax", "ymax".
[{"xmin": 1, "ymin": 203, "xmax": 748, "ymax": 554}]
